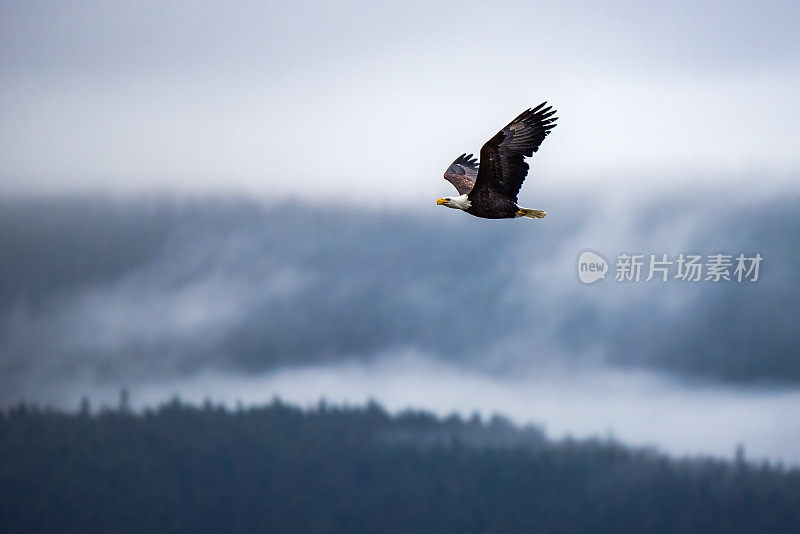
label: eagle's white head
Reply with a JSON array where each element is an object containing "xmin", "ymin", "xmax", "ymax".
[{"xmin": 436, "ymin": 194, "xmax": 472, "ymax": 210}]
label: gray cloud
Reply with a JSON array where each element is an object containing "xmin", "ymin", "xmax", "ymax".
[{"xmin": 1, "ymin": 192, "xmax": 798, "ymax": 406}]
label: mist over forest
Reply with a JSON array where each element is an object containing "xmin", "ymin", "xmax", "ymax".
[{"xmin": 1, "ymin": 193, "xmax": 798, "ymax": 407}]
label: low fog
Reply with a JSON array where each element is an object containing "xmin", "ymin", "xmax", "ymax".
[{"xmin": 1, "ymin": 193, "xmax": 798, "ymax": 462}]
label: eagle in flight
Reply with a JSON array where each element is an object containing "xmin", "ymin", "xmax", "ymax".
[{"xmin": 437, "ymin": 102, "xmax": 557, "ymax": 219}]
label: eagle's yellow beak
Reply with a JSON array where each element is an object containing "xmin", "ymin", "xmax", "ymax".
[{"xmin": 436, "ymin": 198, "xmax": 447, "ymax": 205}]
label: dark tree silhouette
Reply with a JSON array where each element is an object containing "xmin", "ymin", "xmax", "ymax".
[{"xmin": 1, "ymin": 399, "xmax": 799, "ymax": 533}]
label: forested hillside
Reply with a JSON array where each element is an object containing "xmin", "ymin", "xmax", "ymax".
[{"xmin": 2, "ymin": 399, "xmax": 798, "ymax": 533}]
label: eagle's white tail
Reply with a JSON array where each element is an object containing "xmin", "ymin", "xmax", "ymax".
[{"xmin": 516, "ymin": 208, "xmax": 547, "ymax": 219}]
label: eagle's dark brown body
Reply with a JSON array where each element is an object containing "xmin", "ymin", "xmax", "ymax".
[{"xmin": 465, "ymin": 193, "xmax": 519, "ymax": 219}]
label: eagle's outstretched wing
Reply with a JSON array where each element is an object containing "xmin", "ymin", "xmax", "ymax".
[
  {"xmin": 469, "ymin": 103, "xmax": 557, "ymax": 204},
  {"xmin": 443, "ymin": 153, "xmax": 479, "ymax": 195}
]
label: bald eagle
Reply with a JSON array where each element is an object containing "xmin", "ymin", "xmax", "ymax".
[{"xmin": 437, "ymin": 103, "xmax": 557, "ymax": 219}]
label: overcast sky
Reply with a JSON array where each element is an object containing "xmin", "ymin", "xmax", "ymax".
[{"xmin": 2, "ymin": 1, "xmax": 798, "ymax": 202}]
